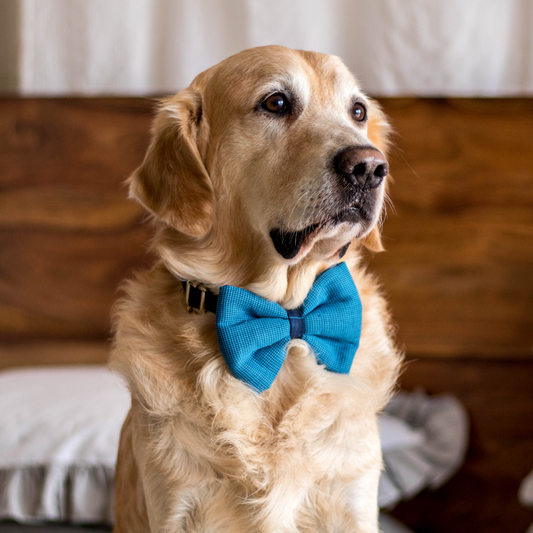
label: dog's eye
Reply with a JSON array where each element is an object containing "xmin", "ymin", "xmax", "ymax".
[
  {"xmin": 262, "ymin": 93, "xmax": 290, "ymax": 113},
  {"xmin": 352, "ymin": 103, "xmax": 366, "ymax": 122}
]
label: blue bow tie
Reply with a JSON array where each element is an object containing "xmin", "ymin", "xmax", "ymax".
[{"xmin": 216, "ymin": 262, "xmax": 362, "ymax": 393}]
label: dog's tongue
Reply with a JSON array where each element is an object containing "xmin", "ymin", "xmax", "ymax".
[{"xmin": 270, "ymin": 225, "xmax": 319, "ymax": 259}]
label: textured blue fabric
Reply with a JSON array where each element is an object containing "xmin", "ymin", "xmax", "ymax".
[
  {"xmin": 287, "ymin": 308, "xmax": 305, "ymax": 339},
  {"xmin": 216, "ymin": 262, "xmax": 362, "ymax": 393}
]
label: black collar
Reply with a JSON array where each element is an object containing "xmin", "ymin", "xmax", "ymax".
[{"xmin": 182, "ymin": 280, "xmax": 218, "ymax": 314}]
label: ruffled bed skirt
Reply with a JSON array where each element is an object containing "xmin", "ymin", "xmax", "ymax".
[
  {"xmin": 0, "ymin": 465, "xmax": 114, "ymax": 524},
  {"xmin": 379, "ymin": 390, "xmax": 469, "ymax": 509}
]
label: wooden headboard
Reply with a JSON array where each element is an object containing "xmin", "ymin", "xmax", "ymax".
[
  {"xmin": 1, "ymin": 97, "xmax": 532, "ymax": 533},
  {"xmin": 1, "ymin": 97, "xmax": 531, "ymax": 363}
]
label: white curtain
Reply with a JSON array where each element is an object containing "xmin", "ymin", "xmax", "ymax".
[{"xmin": 2, "ymin": 0, "xmax": 533, "ymax": 96}]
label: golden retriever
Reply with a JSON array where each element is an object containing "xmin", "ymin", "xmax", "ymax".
[{"xmin": 110, "ymin": 45, "xmax": 401, "ymax": 533}]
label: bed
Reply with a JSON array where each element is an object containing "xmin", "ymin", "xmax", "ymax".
[{"xmin": 1, "ymin": 96, "xmax": 531, "ymax": 532}]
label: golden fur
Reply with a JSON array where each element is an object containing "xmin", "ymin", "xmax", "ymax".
[{"xmin": 110, "ymin": 45, "xmax": 402, "ymax": 533}]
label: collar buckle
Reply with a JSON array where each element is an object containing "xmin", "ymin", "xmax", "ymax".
[{"xmin": 185, "ymin": 280, "xmax": 207, "ymax": 314}]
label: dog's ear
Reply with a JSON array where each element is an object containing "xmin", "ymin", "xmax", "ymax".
[
  {"xmin": 128, "ymin": 88, "xmax": 215, "ymax": 237},
  {"xmin": 361, "ymin": 226, "xmax": 384, "ymax": 252},
  {"xmin": 362, "ymin": 98, "xmax": 391, "ymax": 253}
]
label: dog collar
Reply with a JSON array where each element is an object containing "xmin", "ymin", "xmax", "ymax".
[{"xmin": 181, "ymin": 280, "xmax": 218, "ymax": 314}]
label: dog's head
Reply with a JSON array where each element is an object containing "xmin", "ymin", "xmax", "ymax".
[{"xmin": 130, "ymin": 45, "xmax": 391, "ymax": 280}]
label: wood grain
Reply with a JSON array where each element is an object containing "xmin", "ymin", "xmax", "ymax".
[
  {"xmin": 373, "ymin": 98, "xmax": 533, "ymax": 358},
  {"xmin": 0, "ymin": 98, "xmax": 153, "ymax": 348},
  {"xmin": 0, "ymin": 341, "xmax": 109, "ymax": 369}
]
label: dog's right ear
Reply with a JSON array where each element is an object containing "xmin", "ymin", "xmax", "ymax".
[{"xmin": 128, "ymin": 88, "xmax": 215, "ymax": 237}]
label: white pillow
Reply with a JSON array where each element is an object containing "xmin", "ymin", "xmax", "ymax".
[{"xmin": 0, "ymin": 366, "xmax": 130, "ymax": 523}]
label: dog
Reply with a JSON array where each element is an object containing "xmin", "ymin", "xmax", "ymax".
[{"xmin": 110, "ymin": 45, "xmax": 401, "ymax": 533}]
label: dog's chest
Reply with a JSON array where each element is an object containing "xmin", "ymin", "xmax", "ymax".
[{"xmin": 207, "ymin": 368, "xmax": 371, "ymax": 483}]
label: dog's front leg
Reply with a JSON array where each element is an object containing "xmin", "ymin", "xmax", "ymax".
[
  {"xmin": 114, "ymin": 400, "xmax": 189, "ymax": 533},
  {"xmin": 348, "ymin": 465, "xmax": 382, "ymax": 533},
  {"xmin": 128, "ymin": 405, "xmax": 191, "ymax": 533},
  {"xmin": 114, "ymin": 404, "xmax": 178, "ymax": 533},
  {"xmin": 114, "ymin": 407, "xmax": 150, "ymax": 533},
  {"xmin": 129, "ymin": 402, "xmax": 253, "ymax": 533}
]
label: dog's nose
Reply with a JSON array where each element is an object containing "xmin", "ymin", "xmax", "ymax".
[{"xmin": 334, "ymin": 146, "xmax": 389, "ymax": 189}]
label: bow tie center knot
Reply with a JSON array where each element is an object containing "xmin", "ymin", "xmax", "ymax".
[{"xmin": 287, "ymin": 308, "xmax": 305, "ymax": 339}]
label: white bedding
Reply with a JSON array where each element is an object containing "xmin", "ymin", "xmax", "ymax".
[
  {"xmin": 0, "ymin": 367, "xmax": 129, "ymax": 523},
  {"xmin": 0, "ymin": 366, "xmax": 468, "ymax": 524}
]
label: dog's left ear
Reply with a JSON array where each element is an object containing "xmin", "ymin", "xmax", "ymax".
[
  {"xmin": 362, "ymin": 99, "xmax": 391, "ymax": 253},
  {"xmin": 128, "ymin": 88, "xmax": 215, "ymax": 237}
]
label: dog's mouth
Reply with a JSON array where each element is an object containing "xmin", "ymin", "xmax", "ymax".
[
  {"xmin": 270, "ymin": 224, "xmax": 321, "ymax": 260},
  {"xmin": 270, "ymin": 204, "xmax": 365, "ymax": 260}
]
